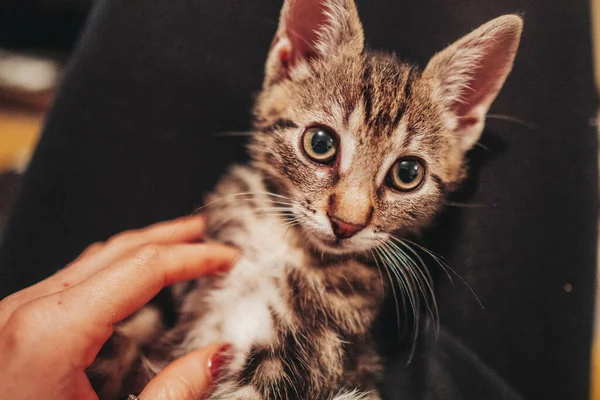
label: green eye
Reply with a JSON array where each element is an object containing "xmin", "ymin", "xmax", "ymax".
[
  {"xmin": 388, "ymin": 158, "xmax": 425, "ymax": 191},
  {"xmin": 302, "ymin": 127, "xmax": 337, "ymax": 164}
]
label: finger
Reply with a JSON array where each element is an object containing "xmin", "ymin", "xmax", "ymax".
[
  {"xmin": 56, "ymin": 243, "xmax": 239, "ymax": 349},
  {"xmin": 57, "ymin": 215, "xmax": 207, "ymax": 283},
  {"xmin": 138, "ymin": 343, "xmax": 231, "ymax": 400},
  {"xmin": 8, "ymin": 216, "xmax": 207, "ymax": 309}
]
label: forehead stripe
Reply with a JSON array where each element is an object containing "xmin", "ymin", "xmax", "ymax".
[
  {"xmin": 362, "ymin": 58, "xmax": 374, "ymax": 123},
  {"xmin": 392, "ymin": 66, "xmax": 416, "ymax": 128}
]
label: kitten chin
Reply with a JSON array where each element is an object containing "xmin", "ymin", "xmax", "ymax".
[{"xmin": 303, "ymin": 227, "xmax": 380, "ymax": 256}]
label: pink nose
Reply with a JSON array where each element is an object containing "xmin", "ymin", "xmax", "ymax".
[{"xmin": 329, "ymin": 216, "xmax": 365, "ymax": 239}]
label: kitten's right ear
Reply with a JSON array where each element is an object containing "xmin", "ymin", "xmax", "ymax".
[
  {"xmin": 422, "ymin": 15, "xmax": 523, "ymax": 152},
  {"xmin": 264, "ymin": 0, "xmax": 364, "ymax": 86}
]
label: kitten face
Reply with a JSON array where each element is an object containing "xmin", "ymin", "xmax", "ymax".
[
  {"xmin": 250, "ymin": 0, "xmax": 522, "ymax": 255},
  {"xmin": 252, "ymin": 54, "xmax": 450, "ymax": 253}
]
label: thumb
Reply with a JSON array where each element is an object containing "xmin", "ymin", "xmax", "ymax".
[{"xmin": 137, "ymin": 343, "xmax": 231, "ymax": 400}]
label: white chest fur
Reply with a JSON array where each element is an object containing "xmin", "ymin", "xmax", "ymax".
[
  {"xmin": 198, "ymin": 258, "xmax": 282, "ymax": 351},
  {"xmin": 180, "ymin": 214, "xmax": 299, "ymax": 355}
]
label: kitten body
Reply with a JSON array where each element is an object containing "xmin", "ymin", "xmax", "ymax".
[
  {"xmin": 179, "ymin": 166, "xmax": 384, "ymax": 399},
  {"xmin": 89, "ymin": 1, "xmax": 522, "ymax": 399}
]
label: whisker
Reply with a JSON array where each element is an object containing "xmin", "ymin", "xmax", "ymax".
[
  {"xmin": 283, "ymin": 220, "xmax": 302, "ymax": 239},
  {"xmin": 260, "ymin": 200, "xmax": 298, "ymax": 207},
  {"xmin": 266, "ymin": 219, "xmax": 296, "ymax": 230},
  {"xmin": 213, "ymin": 130, "xmax": 254, "ymax": 137},
  {"xmin": 486, "ymin": 113, "xmax": 538, "ymax": 130},
  {"xmin": 389, "ymin": 238, "xmax": 436, "ymax": 287},
  {"xmin": 386, "ymin": 238, "xmax": 439, "ymax": 338},
  {"xmin": 365, "ymin": 249, "xmax": 386, "ymax": 302},
  {"xmin": 242, "ymin": 191, "xmax": 294, "ymax": 201},
  {"xmin": 377, "ymin": 240, "xmax": 420, "ymax": 363},
  {"xmin": 379, "ymin": 240, "xmax": 419, "ymax": 325},
  {"xmin": 184, "ymin": 191, "xmax": 295, "ymax": 218},
  {"xmin": 395, "ymin": 237, "xmax": 483, "ymax": 310},
  {"xmin": 376, "ymin": 241, "xmax": 415, "ymax": 333},
  {"xmin": 443, "ymin": 201, "xmax": 493, "ymax": 208},
  {"xmin": 372, "ymin": 246, "xmax": 403, "ymax": 334},
  {"xmin": 474, "ymin": 142, "xmax": 492, "ymax": 153},
  {"xmin": 255, "ymin": 207, "xmax": 296, "ymax": 212},
  {"xmin": 256, "ymin": 211, "xmax": 295, "ymax": 217},
  {"xmin": 392, "ymin": 236, "xmax": 453, "ymax": 285}
]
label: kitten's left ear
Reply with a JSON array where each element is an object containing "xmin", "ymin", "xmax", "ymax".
[
  {"xmin": 422, "ymin": 15, "xmax": 523, "ymax": 151},
  {"xmin": 264, "ymin": 0, "xmax": 364, "ymax": 86}
]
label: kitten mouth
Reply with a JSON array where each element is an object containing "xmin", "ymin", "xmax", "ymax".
[
  {"xmin": 307, "ymin": 232, "xmax": 358, "ymax": 254},
  {"xmin": 293, "ymin": 210, "xmax": 365, "ymax": 254}
]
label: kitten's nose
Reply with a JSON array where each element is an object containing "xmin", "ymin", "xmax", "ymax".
[{"xmin": 329, "ymin": 216, "xmax": 365, "ymax": 239}]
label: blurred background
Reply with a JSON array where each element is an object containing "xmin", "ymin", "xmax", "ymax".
[
  {"xmin": 0, "ymin": 0, "xmax": 599, "ymax": 398},
  {"xmin": 0, "ymin": 0, "xmax": 91, "ymax": 234}
]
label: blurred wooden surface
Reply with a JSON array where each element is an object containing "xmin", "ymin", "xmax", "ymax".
[
  {"xmin": 0, "ymin": 105, "xmax": 45, "ymax": 237},
  {"xmin": 0, "ymin": 108, "xmax": 43, "ymax": 173}
]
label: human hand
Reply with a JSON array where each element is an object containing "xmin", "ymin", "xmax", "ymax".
[{"xmin": 0, "ymin": 216, "xmax": 238, "ymax": 400}]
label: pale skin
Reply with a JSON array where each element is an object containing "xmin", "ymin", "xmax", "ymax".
[{"xmin": 0, "ymin": 216, "xmax": 238, "ymax": 400}]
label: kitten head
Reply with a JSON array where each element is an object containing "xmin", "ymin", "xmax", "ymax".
[{"xmin": 250, "ymin": 0, "xmax": 522, "ymax": 255}]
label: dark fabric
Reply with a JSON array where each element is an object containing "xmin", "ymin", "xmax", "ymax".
[
  {"xmin": 380, "ymin": 318, "xmax": 524, "ymax": 400},
  {"xmin": 0, "ymin": 0, "xmax": 596, "ymax": 399},
  {"xmin": 0, "ymin": 0, "xmax": 91, "ymax": 52}
]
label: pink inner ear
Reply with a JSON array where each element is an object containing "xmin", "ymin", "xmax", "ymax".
[
  {"xmin": 284, "ymin": 0, "xmax": 329, "ymax": 64},
  {"xmin": 453, "ymin": 35, "xmax": 517, "ymax": 121}
]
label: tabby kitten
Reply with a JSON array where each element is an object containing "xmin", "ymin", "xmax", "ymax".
[{"xmin": 89, "ymin": 0, "xmax": 522, "ymax": 399}]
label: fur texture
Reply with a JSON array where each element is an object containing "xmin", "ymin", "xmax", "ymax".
[{"xmin": 88, "ymin": 1, "xmax": 522, "ymax": 399}]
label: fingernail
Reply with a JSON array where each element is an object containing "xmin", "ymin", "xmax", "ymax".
[{"xmin": 208, "ymin": 344, "xmax": 232, "ymax": 381}]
